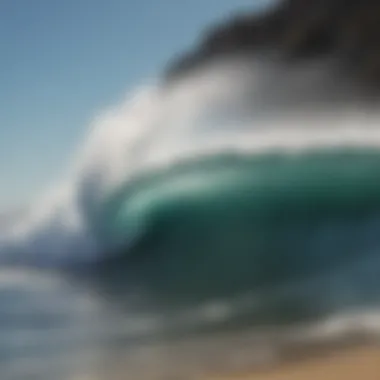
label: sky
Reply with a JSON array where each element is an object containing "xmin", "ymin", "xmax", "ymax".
[{"xmin": 0, "ymin": 0, "xmax": 269, "ymax": 211}]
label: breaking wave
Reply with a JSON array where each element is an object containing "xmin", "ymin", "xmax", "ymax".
[{"xmin": 1, "ymin": 58, "xmax": 380, "ymax": 307}]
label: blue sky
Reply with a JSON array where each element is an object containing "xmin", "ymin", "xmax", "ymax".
[{"xmin": 0, "ymin": 0, "xmax": 268, "ymax": 210}]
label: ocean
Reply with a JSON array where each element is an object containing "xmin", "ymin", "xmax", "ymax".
[{"xmin": 1, "ymin": 59, "xmax": 380, "ymax": 379}]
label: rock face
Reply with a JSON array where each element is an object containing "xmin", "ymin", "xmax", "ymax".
[{"xmin": 166, "ymin": 0, "xmax": 380, "ymax": 85}]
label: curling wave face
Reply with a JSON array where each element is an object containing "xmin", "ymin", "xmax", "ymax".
[
  {"xmin": 91, "ymin": 149, "xmax": 380, "ymax": 305},
  {"xmin": 2, "ymin": 59, "xmax": 380, "ymax": 308}
]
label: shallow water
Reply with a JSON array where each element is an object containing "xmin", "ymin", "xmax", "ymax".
[{"xmin": 1, "ymin": 254, "xmax": 380, "ymax": 380}]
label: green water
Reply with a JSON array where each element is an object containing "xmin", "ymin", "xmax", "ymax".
[{"xmin": 94, "ymin": 148, "xmax": 380, "ymax": 306}]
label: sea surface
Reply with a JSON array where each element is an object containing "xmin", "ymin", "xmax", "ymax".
[{"xmin": 2, "ymin": 149, "xmax": 380, "ymax": 379}]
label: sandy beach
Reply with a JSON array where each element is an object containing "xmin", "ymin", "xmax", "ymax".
[
  {"xmin": 204, "ymin": 345, "xmax": 380, "ymax": 380},
  {"xmin": 89, "ymin": 344, "xmax": 380, "ymax": 380}
]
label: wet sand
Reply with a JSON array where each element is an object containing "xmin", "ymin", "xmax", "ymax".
[
  {"xmin": 89, "ymin": 334, "xmax": 380, "ymax": 380},
  {"xmin": 205, "ymin": 345, "xmax": 380, "ymax": 380}
]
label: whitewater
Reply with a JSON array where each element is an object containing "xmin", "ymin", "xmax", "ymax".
[{"xmin": 2, "ymin": 58, "xmax": 380, "ymax": 266}]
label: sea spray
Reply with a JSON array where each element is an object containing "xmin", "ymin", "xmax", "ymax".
[{"xmin": 3, "ymin": 58, "xmax": 380, "ymax": 268}]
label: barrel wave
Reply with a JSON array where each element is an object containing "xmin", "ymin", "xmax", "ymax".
[
  {"xmin": 2, "ymin": 60, "xmax": 380, "ymax": 331},
  {"xmin": 92, "ymin": 148, "xmax": 380, "ymax": 314}
]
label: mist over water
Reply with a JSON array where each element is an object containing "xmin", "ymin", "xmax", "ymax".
[{"xmin": 2, "ymin": 58, "xmax": 380, "ymax": 266}]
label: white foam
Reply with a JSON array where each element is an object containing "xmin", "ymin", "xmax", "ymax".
[{"xmin": 2, "ymin": 58, "xmax": 380, "ymax": 266}]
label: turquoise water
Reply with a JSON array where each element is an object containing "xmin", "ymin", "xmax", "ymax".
[{"xmin": 94, "ymin": 149, "xmax": 380, "ymax": 306}]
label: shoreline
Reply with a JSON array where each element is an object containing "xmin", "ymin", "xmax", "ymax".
[
  {"xmin": 91, "ymin": 325, "xmax": 380, "ymax": 379},
  {"xmin": 204, "ymin": 344, "xmax": 380, "ymax": 380}
]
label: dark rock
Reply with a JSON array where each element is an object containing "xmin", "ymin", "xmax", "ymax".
[{"xmin": 165, "ymin": 0, "xmax": 380, "ymax": 86}]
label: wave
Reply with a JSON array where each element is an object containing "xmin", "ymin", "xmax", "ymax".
[
  {"xmin": 0, "ymin": 58, "xmax": 380, "ymax": 301},
  {"xmin": 1, "ymin": 58, "xmax": 380, "ymax": 353}
]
